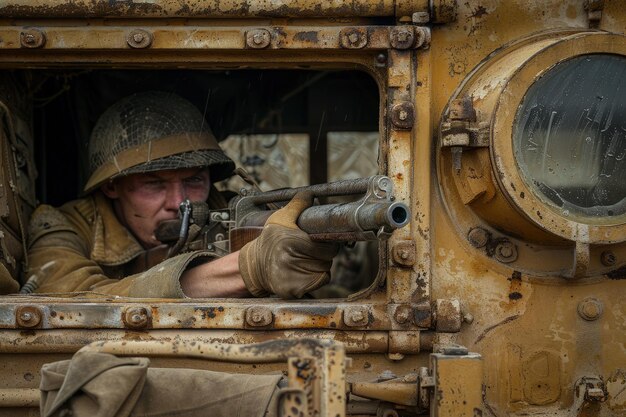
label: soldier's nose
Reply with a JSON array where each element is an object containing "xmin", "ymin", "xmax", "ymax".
[{"xmin": 164, "ymin": 182, "xmax": 187, "ymax": 211}]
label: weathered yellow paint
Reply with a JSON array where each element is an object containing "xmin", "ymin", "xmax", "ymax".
[{"xmin": 0, "ymin": 1, "xmax": 623, "ymax": 416}]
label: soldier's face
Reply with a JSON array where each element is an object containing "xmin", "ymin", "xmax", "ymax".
[{"xmin": 102, "ymin": 168, "xmax": 211, "ymax": 248}]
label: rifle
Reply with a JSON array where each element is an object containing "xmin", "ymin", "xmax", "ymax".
[{"xmin": 151, "ymin": 175, "xmax": 409, "ymax": 262}]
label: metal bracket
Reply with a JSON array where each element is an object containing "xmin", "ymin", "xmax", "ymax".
[
  {"xmin": 584, "ymin": 0, "xmax": 604, "ymax": 27},
  {"xmin": 571, "ymin": 376, "xmax": 607, "ymax": 415},
  {"xmin": 441, "ymin": 97, "xmax": 490, "ymax": 172},
  {"xmin": 349, "ymin": 347, "xmax": 482, "ymax": 415}
]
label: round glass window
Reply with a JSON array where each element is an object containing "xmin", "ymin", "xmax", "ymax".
[{"xmin": 514, "ymin": 54, "xmax": 626, "ymax": 222}]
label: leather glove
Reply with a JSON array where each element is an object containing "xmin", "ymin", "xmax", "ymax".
[{"xmin": 239, "ymin": 191, "xmax": 340, "ymax": 298}]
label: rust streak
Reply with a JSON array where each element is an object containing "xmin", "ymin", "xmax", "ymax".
[{"xmin": 474, "ymin": 315, "xmax": 521, "ymax": 344}]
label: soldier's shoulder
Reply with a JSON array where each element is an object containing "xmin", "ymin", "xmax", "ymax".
[{"xmin": 28, "ymin": 196, "xmax": 96, "ymax": 246}]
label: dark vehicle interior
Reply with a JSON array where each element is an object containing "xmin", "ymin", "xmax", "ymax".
[{"xmin": 31, "ymin": 70, "xmax": 379, "ymax": 205}]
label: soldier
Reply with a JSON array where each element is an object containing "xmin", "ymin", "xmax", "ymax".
[{"xmin": 25, "ymin": 91, "xmax": 339, "ymax": 298}]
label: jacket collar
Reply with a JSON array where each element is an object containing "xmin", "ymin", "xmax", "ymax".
[{"xmin": 90, "ymin": 192, "xmax": 145, "ymax": 266}]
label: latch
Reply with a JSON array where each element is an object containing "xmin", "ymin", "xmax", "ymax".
[
  {"xmin": 584, "ymin": 0, "xmax": 604, "ymax": 28},
  {"xmin": 440, "ymin": 96, "xmax": 490, "ymax": 172},
  {"xmin": 572, "ymin": 376, "xmax": 607, "ymax": 416},
  {"xmin": 349, "ymin": 345, "xmax": 483, "ymax": 416}
]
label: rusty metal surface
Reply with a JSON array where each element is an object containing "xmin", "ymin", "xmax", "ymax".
[
  {"xmin": 437, "ymin": 30, "xmax": 626, "ymax": 280},
  {"xmin": 428, "ymin": 352, "xmax": 483, "ymax": 416},
  {"xmin": 79, "ymin": 338, "xmax": 334, "ymax": 363},
  {"xmin": 0, "ymin": 26, "xmax": 425, "ymax": 51},
  {"xmin": 0, "ymin": 389, "xmax": 39, "ymax": 407},
  {"xmin": 0, "ymin": 329, "xmax": 423, "ymax": 354},
  {"xmin": 351, "ymin": 378, "xmax": 418, "ymax": 406},
  {"xmin": 0, "ymin": 0, "xmax": 425, "ymax": 18},
  {"xmin": 432, "ymin": 299, "xmax": 461, "ymax": 333},
  {"xmin": 0, "ymin": 300, "xmax": 406, "ymax": 331},
  {"xmin": 0, "ymin": 2, "xmax": 623, "ymax": 417}
]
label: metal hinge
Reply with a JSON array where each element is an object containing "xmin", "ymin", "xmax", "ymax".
[{"xmin": 440, "ymin": 96, "xmax": 490, "ymax": 172}]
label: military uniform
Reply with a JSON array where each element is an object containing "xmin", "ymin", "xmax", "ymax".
[{"xmin": 27, "ymin": 191, "xmax": 216, "ymax": 298}]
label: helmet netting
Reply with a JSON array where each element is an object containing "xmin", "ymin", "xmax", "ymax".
[{"xmin": 88, "ymin": 91, "xmax": 233, "ymax": 182}]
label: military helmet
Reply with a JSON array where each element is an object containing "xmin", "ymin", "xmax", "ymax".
[{"xmin": 84, "ymin": 91, "xmax": 235, "ymax": 193}]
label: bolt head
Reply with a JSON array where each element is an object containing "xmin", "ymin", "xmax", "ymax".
[
  {"xmin": 252, "ymin": 33, "xmax": 264, "ymax": 44},
  {"xmin": 494, "ymin": 241, "xmax": 518, "ymax": 263},
  {"xmin": 467, "ymin": 227, "xmax": 489, "ymax": 248},
  {"xmin": 124, "ymin": 307, "xmax": 149, "ymax": 328},
  {"xmin": 498, "ymin": 245, "xmax": 513, "ymax": 258},
  {"xmin": 350, "ymin": 310, "xmax": 364, "ymax": 322},
  {"xmin": 578, "ymin": 298, "xmax": 603, "ymax": 321},
  {"xmin": 393, "ymin": 306, "xmax": 411, "ymax": 324},
  {"xmin": 246, "ymin": 306, "xmax": 273, "ymax": 326},
  {"xmin": 397, "ymin": 31, "xmax": 410, "ymax": 42},
  {"xmin": 16, "ymin": 307, "xmax": 42, "ymax": 328},
  {"xmin": 601, "ymin": 250, "xmax": 616, "ymax": 266}
]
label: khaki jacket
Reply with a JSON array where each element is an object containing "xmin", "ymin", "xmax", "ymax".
[{"xmin": 26, "ymin": 192, "xmax": 216, "ymax": 297}]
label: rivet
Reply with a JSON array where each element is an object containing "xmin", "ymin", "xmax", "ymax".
[{"xmin": 578, "ymin": 298, "xmax": 603, "ymax": 321}]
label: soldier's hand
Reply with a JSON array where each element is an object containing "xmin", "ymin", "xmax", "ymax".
[{"xmin": 238, "ymin": 191, "xmax": 340, "ymax": 298}]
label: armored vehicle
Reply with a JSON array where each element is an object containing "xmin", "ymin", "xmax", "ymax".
[{"xmin": 0, "ymin": 1, "xmax": 624, "ymax": 416}]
